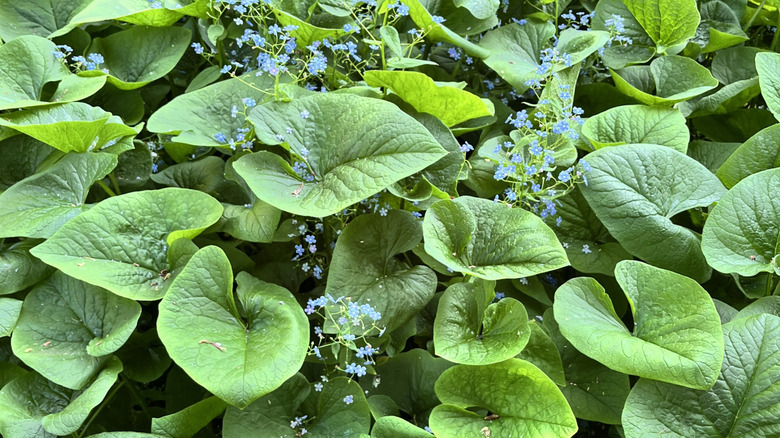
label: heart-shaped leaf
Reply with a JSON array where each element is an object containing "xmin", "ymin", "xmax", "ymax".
[
  {"xmin": 478, "ymin": 21, "xmax": 555, "ymax": 93},
  {"xmin": 716, "ymin": 124, "xmax": 780, "ymax": 189},
  {"xmin": 582, "ymin": 105, "xmax": 689, "ymax": 153},
  {"xmin": 623, "ymin": 0, "xmax": 700, "ymax": 52},
  {"xmin": 554, "ymin": 260, "xmax": 724, "ymax": 389},
  {"xmin": 611, "ymin": 56, "xmax": 718, "ymax": 106},
  {"xmin": 30, "ymin": 188, "xmax": 223, "ymax": 300},
  {"xmin": 157, "ymin": 246, "xmax": 308, "ymax": 408}
]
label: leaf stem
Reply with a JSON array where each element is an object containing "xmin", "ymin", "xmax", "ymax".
[
  {"xmin": 744, "ymin": 0, "xmax": 767, "ymax": 32},
  {"xmin": 76, "ymin": 379, "xmax": 126, "ymax": 438},
  {"xmin": 123, "ymin": 375, "xmax": 152, "ymax": 420},
  {"xmin": 97, "ymin": 180, "xmax": 116, "ymax": 197},
  {"xmin": 109, "ymin": 172, "xmax": 121, "ymax": 195}
]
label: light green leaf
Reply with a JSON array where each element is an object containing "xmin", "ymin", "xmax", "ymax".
[
  {"xmin": 61, "ymin": 0, "xmax": 206, "ymax": 38},
  {"xmin": 0, "ymin": 36, "xmax": 69, "ymax": 110},
  {"xmin": 82, "ymin": 26, "xmax": 191, "ymax": 90},
  {"xmin": 756, "ymin": 52, "xmax": 780, "ymax": 123},
  {"xmin": 736, "ymin": 296, "xmax": 780, "ymax": 320},
  {"xmin": 582, "ymin": 105, "xmax": 689, "ymax": 153},
  {"xmin": 478, "ymin": 21, "xmax": 555, "ymax": 93},
  {"xmin": 592, "ymin": 0, "xmax": 656, "ymax": 69},
  {"xmin": 687, "ymin": 140, "xmax": 741, "ymax": 174},
  {"xmin": 702, "ymin": 168, "xmax": 780, "ymax": 277},
  {"xmin": 0, "ymin": 240, "xmax": 53, "ymax": 296},
  {"xmin": 0, "ymin": 357, "xmax": 122, "ymax": 437},
  {"xmin": 554, "ymin": 261, "xmax": 724, "ymax": 389},
  {"xmin": 0, "ymin": 298, "xmax": 22, "ymax": 337},
  {"xmin": 217, "ymin": 202, "xmax": 281, "ymax": 243},
  {"xmin": 273, "ymin": 9, "xmax": 346, "ymax": 46},
  {"xmin": 516, "ymin": 320, "xmax": 566, "ymax": 387},
  {"xmin": 429, "ymin": 359, "xmax": 577, "ymax": 437},
  {"xmin": 151, "ymin": 396, "xmax": 227, "ymax": 438},
  {"xmin": 434, "ymin": 280, "xmax": 530, "ymax": 365},
  {"xmin": 236, "ymin": 93, "xmax": 447, "ymax": 217},
  {"xmin": 147, "ymin": 75, "xmax": 273, "ymax": 147},
  {"xmin": 422, "ymin": 196, "xmax": 569, "ymax": 279},
  {"xmin": 623, "ymin": 0, "xmax": 700, "ymax": 52},
  {"xmin": 0, "ymin": 1, "xmax": 89, "ymax": 40},
  {"xmin": 579, "ymin": 143, "xmax": 726, "ymax": 282},
  {"xmin": 371, "ymin": 416, "xmax": 432, "ymax": 437},
  {"xmin": 555, "ymin": 28, "xmax": 611, "ymax": 67},
  {"xmin": 363, "ymin": 70, "xmax": 494, "ymax": 127},
  {"xmin": 0, "ymin": 153, "xmax": 117, "ymax": 238},
  {"xmin": 29, "ymin": 188, "xmax": 223, "ymax": 301},
  {"xmin": 10, "ymin": 272, "xmax": 139, "ymax": 390},
  {"xmin": 453, "ymin": 0, "xmax": 498, "ymax": 19},
  {"xmin": 612, "ymin": 56, "xmax": 719, "ymax": 106},
  {"xmin": 717, "ymin": 124, "xmax": 780, "ymax": 188},
  {"xmin": 403, "ymin": 0, "xmax": 490, "ymax": 57},
  {"xmin": 360, "ymin": 349, "xmax": 452, "ymax": 420},
  {"xmin": 325, "ymin": 211, "xmax": 436, "ymax": 333},
  {"xmin": 622, "ymin": 314, "xmax": 780, "ymax": 437},
  {"xmin": 157, "ymin": 246, "xmax": 308, "ymax": 408},
  {"xmin": 0, "ymin": 103, "xmax": 138, "ymax": 153}
]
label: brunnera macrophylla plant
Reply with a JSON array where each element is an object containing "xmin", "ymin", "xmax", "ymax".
[{"xmin": 1, "ymin": 0, "xmax": 780, "ymax": 436}]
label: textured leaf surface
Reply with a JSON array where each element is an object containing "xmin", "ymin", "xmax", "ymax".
[
  {"xmin": 236, "ymin": 93, "xmax": 447, "ymax": 217},
  {"xmin": 582, "ymin": 105, "xmax": 689, "ymax": 152},
  {"xmin": 423, "ymin": 196, "xmax": 568, "ymax": 279},
  {"xmin": 326, "ymin": 211, "xmax": 436, "ymax": 332},
  {"xmin": 157, "ymin": 246, "xmax": 308, "ymax": 408},
  {"xmin": 151, "ymin": 397, "xmax": 227, "ymax": 438},
  {"xmin": 30, "ymin": 188, "xmax": 223, "ymax": 300},
  {"xmin": 716, "ymin": 124, "xmax": 780, "ymax": 188},
  {"xmin": 623, "ymin": 314, "xmax": 780, "ymax": 437},
  {"xmin": 0, "ymin": 240, "xmax": 53, "ymax": 295},
  {"xmin": 702, "ymin": 168, "xmax": 780, "ymax": 277},
  {"xmin": 554, "ymin": 261, "xmax": 724, "ymax": 389},
  {"xmin": 478, "ymin": 21, "xmax": 554, "ymax": 93},
  {"xmin": 11, "ymin": 272, "xmax": 139, "ymax": 390},
  {"xmin": 430, "ymin": 359, "xmax": 577, "ymax": 437},
  {"xmin": 612, "ymin": 56, "xmax": 718, "ymax": 106},
  {"xmin": 579, "ymin": 144, "xmax": 726, "ymax": 282},
  {"xmin": 756, "ymin": 52, "xmax": 780, "ymax": 122},
  {"xmin": 0, "ymin": 298, "xmax": 22, "ymax": 338},
  {"xmin": 623, "ymin": 0, "xmax": 700, "ymax": 51}
]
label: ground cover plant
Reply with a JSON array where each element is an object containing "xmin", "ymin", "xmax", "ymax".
[{"xmin": 1, "ymin": 0, "xmax": 780, "ymax": 436}]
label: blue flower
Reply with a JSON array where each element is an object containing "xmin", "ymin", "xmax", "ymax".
[
  {"xmin": 580, "ymin": 160, "xmax": 592, "ymax": 171},
  {"xmin": 460, "ymin": 141, "xmax": 474, "ymax": 153},
  {"xmin": 344, "ymin": 395, "xmax": 354, "ymax": 405},
  {"xmin": 432, "ymin": 15, "xmax": 446, "ymax": 24},
  {"xmin": 269, "ymin": 24, "xmax": 282, "ymax": 35},
  {"xmin": 301, "ymin": 110, "xmax": 310, "ymax": 119},
  {"xmin": 447, "ymin": 48, "xmax": 460, "ymax": 60},
  {"xmin": 215, "ymin": 132, "xmax": 227, "ymax": 143}
]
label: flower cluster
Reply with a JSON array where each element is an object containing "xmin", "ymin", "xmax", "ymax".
[
  {"xmin": 52, "ymin": 45, "xmax": 108, "ymax": 73},
  {"xmin": 213, "ymin": 97, "xmax": 257, "ymax": 150}
]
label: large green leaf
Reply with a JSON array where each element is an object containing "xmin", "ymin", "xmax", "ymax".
[
  {"xmin": 611, "ymin": 56, "xmax": 718, "ymax": 106},
  {"xmin": 702, "ymin": 168, "xmax": 780, "ymax": 277},
  {"xmin": 478, "ymin": 21, "xmax": 555, "ymax": 93},
  {"xmin": 0, "ymin": 103, "xmax": 138, "ymax": 153},
  {"xmin": 434, "ymin": 280, "xmax": 530, "ymax": 365},
  {"xmin": 29, "ymin": 188, "xmax": 223, "ymax": 300},
  {"xmin": 0, "ymin": 298, "xmax": 22, "ymax": 337},
  {"xmin": 592, "ymin": 0, "xmax": 656, "ymax": 69},
  {"xmin": 554, "ymin": 261, "xmax": 724, "ymax": 389},
  {"xmin": 422, "ymin": 196, "xmax": 568, "ymax": 279},
  {"xmin": 544, "ymin": 309, "xmax": 630, "ymax": 425},
  {"xmin": 578, "ymin": 143, "xmax": 726, "ymax": 282},
  {"xmin": 58, "ymin": 0, "xmax": 205, "ymax": 38},
  {"xmin": 325, "ymin": 211, "xmax": 436, "ymax": 332},
  {"xmin": 0, "ymin": 240, "xmax": 53, "ymax": 296},
  {"xmin": 717, "ymin": 124, "xmax": 780, "ymax": 188},
  {"xmin": 147, "ymin": 75, "xmax": 273, "ymax": 147},
  {"xmin": 157, "ymin": 246, "xmax": 308, "ymax": 408},
  {"xmin": 403, "ymin": 0, "xmax": 491, "ymax": 57},
  {"xmin": 0, "ymin": 152, "xmax": 117, "ymax": 238},
  {"xmin": 622, "ymin": 313, "xmax": 780, "ymax": 437},
  {"xmin": 359, "ymin": 349, "xmax": 452, "ymax": 421},
  {"xmin": 236, "ymin": 93, "xmax": 447, "ymax": 217},
  {"xmin": 151, "ymin": 396, "xmax": 227, "ymax": 438},
  {"xmin": 756, "ymin": 52, "xmax": 780, "ymax": 123},
  {"xmin": 581, "ymin": 105, "xmax": 689, "ymax": 153},
  {"xmin": 0, "ymin": 35, "xmax": 103, "ymax": 111},
  {"xmin": 82, "ymin": 26, "xmax": 191, "ymax": 90},
  {"xmin": 623, "ymin": 0, "xmax": 700, "ymax": 52},
  {"xmin": 0, "ymin": 1, "xmax": 89, "ymax": 40},
  {"xmin": 371, "ymin": 416, "xmax": 432, "ymax": 437},
  {"xmin": 453, "ymin": 0, "xmax": 498, "ymax": 19},
  {"xmin": 364, "ymin": 70, "xmax": 493, "ymax": 127},
  {"xmin": 0, "ymin": 357, "xmax": 122, "ymax": 437},
  {"xmin": 515, "ymin": 320, "xmax": 566, "ymax": 386},
  {"xmin": 429, "ymin": 359, "xmax": 577, "ymax": 437},
  {"xmin": 10, "ymin": 272, "xmax": 139, "ymax": 390}
]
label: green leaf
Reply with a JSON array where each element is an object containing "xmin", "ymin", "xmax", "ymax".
[
  {"xmin": 611, "ymin": 56, "xmax": 718, "ymax": 106},
  {"xmin": 217, "ymin": 202, "xmax": 281, "ymax": 243},
  {"xmin": 363, "ymin": 71, "xmax": 494, "ymax": 127},
  {"xmin": 0, "ymin": 1, "xmax": 89, "ymax": 40},
  {"xmin": 478, "ymin": 21, "xmax": 555, "ymax": 93},
  {"xmin": 273, "ymin": 8, "xmax": 346, "ymax": 46},
  {"xmin": 10, "ymin": 271, "xmax": 139, "ymax": 390},
  {"xmin": 114, "ymin": 329, "xmax": 172, "ymax": 384},
  {"xmin": 325, "ymin": 211, "xmax": 436, "ymax": 332},
  {"xmin": 544, "ymin": 309, "xmax": 630, "ymax": 424},
  {"xmin": 623, "ymin": 0, "xmax": 700, "ymax": 52},
  {"xmin": 423, "ymin": 196, "xmax": 569, "ymax": 279},
  {"xmin": 236, "ymin": 93, "xmax": 447, "ymax": 217},
  {"xmin": 402, "ymin": 0, "xmax": 491, "ymax": 57},
  {"xmin": 0, "ymin": 103, "xmax": 138, "ymax": 153},
  {"xmin": 592, "ymin": 0, "xmax": 656, "ymax": 69},
  {"xmin": 30, "ymin": 188, "xmax": 223, "ymax": 301},
  {"xmin": 430, "ymin": 359, "xmax": 577, "ymax": 437},
  {"xmin": 554, "ymin": 261, "xmax": 724, "ymax": 389},
  {"xmin": 578, "ymin": 144, "xmax": 726, "ymax": 282},
  {"xmin": 434, "ymin": 280, "xmax": 530, "ymax": 365},
  {"xmin": 371, "ymin": 416, "xmax": 432, "ymax": 437},
  {"xmin": 0, "ymin": 240, "xmax": 53, "ymax": 296},
  {"xmin": 151, "ymin": 396, "xmax": 227, "ymax": 438},
  {"xmin": 622, "ymin": 314, "xmax": 780, "ymax": 437},
  {"xmin": 82, "ymin": 26, "xmax": 192, "ymax": 90},
  {"xmin": 555, "ymin": 28, "xmax": 611, "ymax": 67},
  {"xmin": 147, "ymin": 75, "xmax": 273, "ymax": 147},
  {"xmin": 717, "ymin": 124, "xmax": 780, "ymax": 188},
  {"xmin": 702, "ymin": 168, "xmax": 780, "ymax": 277},
  {"xmin": 516, "ymin": 320, "xmax": 566, "ymax": 387},
  {"xmin": 452, "ymin": 0, "xmax": 498, "ymax": 20},
  {"xmin": 582, "ymin": 105, "xmax": 689, "ymax": 153},
  {"xmin": 687, "ymin": 140, "xmax": 741, "ymax": 174},
  {"xmin": 61, "ymin": 0, "xmax": 205, "ymax": 37},
  {"xmin": 0, "ymin": 298, "xmax": 22, "ymax": 337},
  {"xmin": 756, "ymin": 52, "xmax": 780, "ymax": 123},
  {"xmin": 735, "ymin": 296, "xmax": 780, "ymax": 320},
  {"xmin": 0, "ymin": 357, "xmax": 122, "ymax": 437},
  {"xmin": 0, "ymin": 135, "xmax": 54, "ymax": 192},
  {"xmin": 157, "ymin": 246, "xmax": 308, "ymax": 408},
  {"xmin": 360, "ymin": 349, "xmax": 452, "ymax": 420},
  {"xmin": 0, "ymin": 152, "xmax": 117, "ymax": 238}
]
